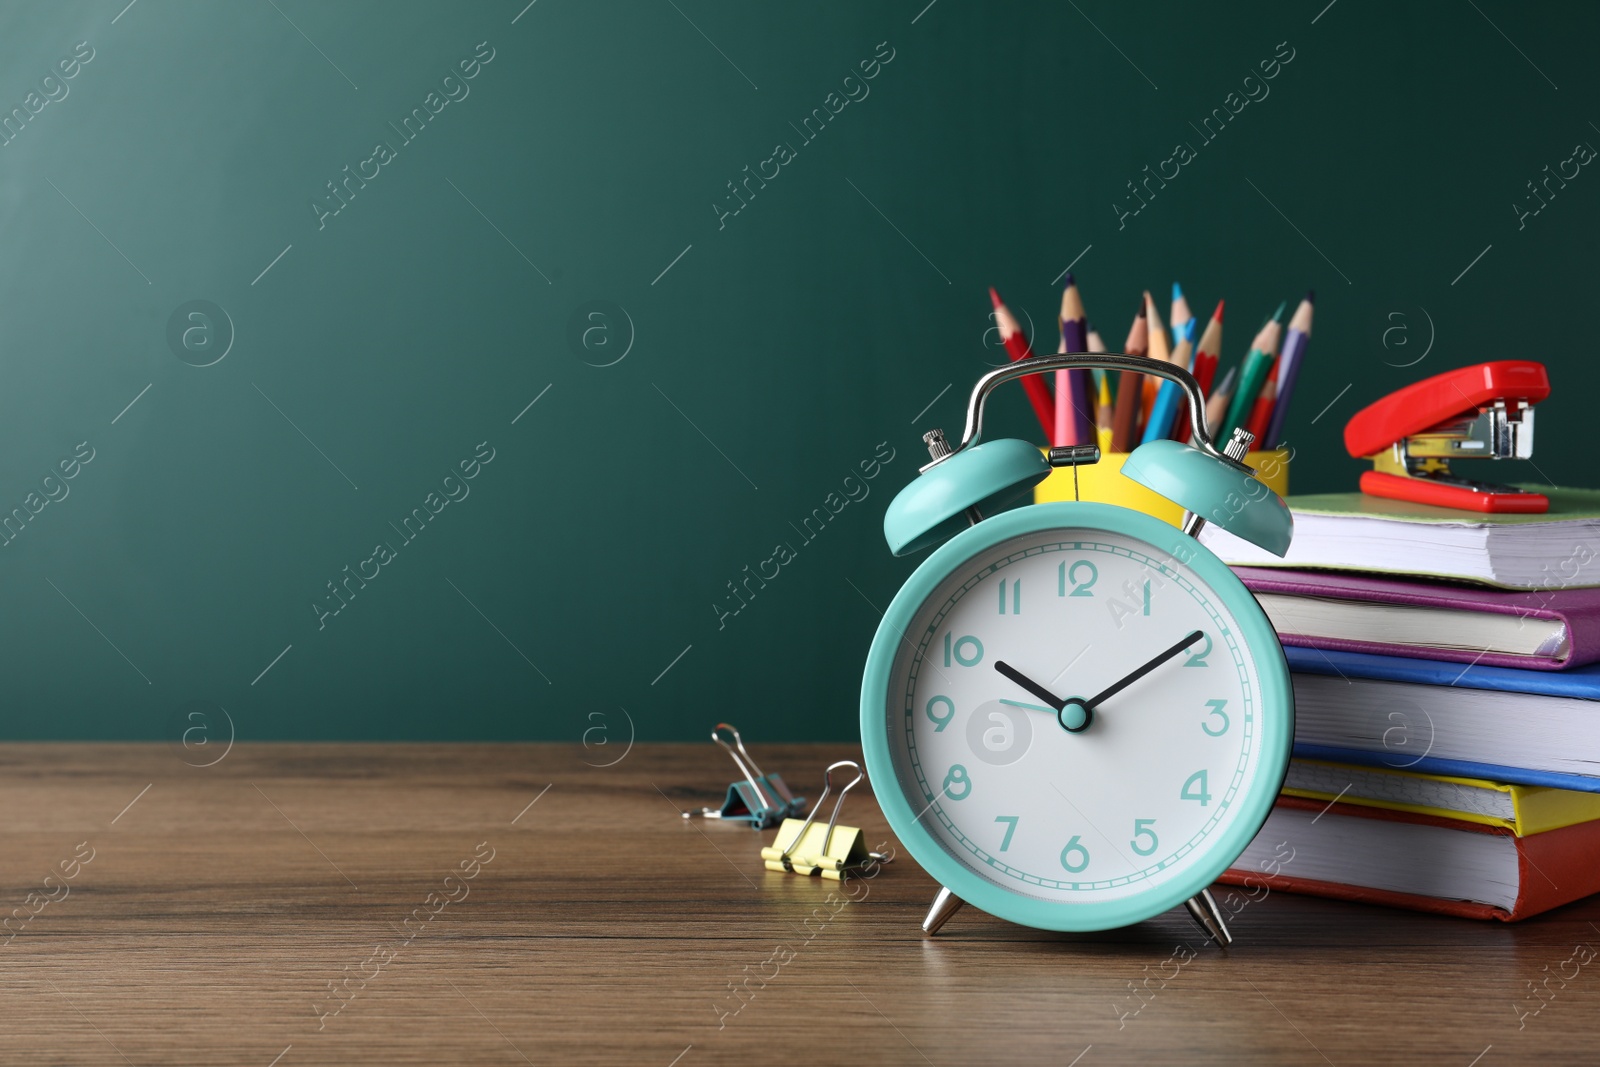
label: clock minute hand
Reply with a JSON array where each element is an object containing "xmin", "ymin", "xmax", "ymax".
[
  {"xmin": 993, "ymin": 661, "xmax": 1066, "ymax": 711},
  {"xmin": 1084, "ymin": 630, "xmax": 1205, "ymax": 711}
]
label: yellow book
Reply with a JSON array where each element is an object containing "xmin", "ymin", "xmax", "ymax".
[{"xmin": 1282, "ymin": 759, "xmax": 1600, "ymax": 837}]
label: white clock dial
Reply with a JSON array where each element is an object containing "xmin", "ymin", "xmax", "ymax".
[{"xmin": 885, "ymin": 527, "xmax": 1273, "ymax": 902}]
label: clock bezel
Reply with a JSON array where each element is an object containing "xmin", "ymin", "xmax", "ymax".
[{"xmin": 860, "ymin": 500, "xmax": 1292, "ymax": 932}]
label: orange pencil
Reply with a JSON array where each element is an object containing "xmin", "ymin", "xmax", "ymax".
[
  {"xmin": 1110, "ymin": 300, "xmax": 1149, "ymax": 453},
  {"xmin": 989, "ymin": 287, "xmax": 1053, "ymax": 437}
]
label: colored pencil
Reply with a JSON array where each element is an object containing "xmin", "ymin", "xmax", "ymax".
[
  {"xmin": 1144, "ymin": 291, "xmax": 1171, "ymax": 365},
  {"xmin": 1193, "ymin": 300, "xmax": 1225, "ymax": 381},
  {"xmin": 1054, "ymin": 275, "xmax": 1094, "ymax": 447},
  {"xmin": 1218, "ymin": 304, "xmax": 1285, "ymax": 443},
  {"xmin": 1170, "ymin": 282, "xmax": 1193, "ymax": 344},
  {"xmin": 1264, "ymin": 290, "xmax": 1314, "ymax": 449},
  {"xmin": 1110, "ymin": 300, "xmax": 1149, "ymax": 453},
  {"xmin": 1175, "ymin": 300, "xmax": 1223, "ymax": 444},
  {"xmin": 1141, "ymin": 291, "xmax": 1170, "ymax": 418},
  {"xmin": 1087, "ymin": 323, "xmax": 1110, "ymax": 449},
  {"xmin": 1244, "ymin": 360, "xmax": 1279, "ymax": 445},
  {"xmin": 1081, "ymin": 321, "xmax": 1107, "ymax": 447},
  {"xmin": 1204, "ymin": 367, "xmax": 1237, "ymax": 441},
  {"xmin": 1095, "ymin": 369, "xmax": 1113, "ymax": 453},
  {"xmin": 989, "ymin": 287, "xmax": 1053, "ymax": 437},
  {"xmin": 1141, "ymin": 330, "xmax": 1195, "ymax": 444}
]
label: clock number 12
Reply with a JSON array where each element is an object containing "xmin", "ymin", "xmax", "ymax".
[{"xmin": 1058, "ymin": 560, "xmax": 1098, "ymax": 597}]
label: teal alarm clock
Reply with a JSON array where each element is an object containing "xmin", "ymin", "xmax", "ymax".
[{"xmin": 860, "ymin": 353, "xmax": 1295, "ymax": 944}]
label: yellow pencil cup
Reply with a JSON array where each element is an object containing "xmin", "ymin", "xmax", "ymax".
[{"xmin": 1033, "ymin": 447, "xmax": 1290, "ymax": 528}]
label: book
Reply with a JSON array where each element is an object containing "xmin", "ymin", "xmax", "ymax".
[
  {"xmin": 1285, "ymin": 646, "xmax": 1600, "ymax": 793},
  {"xmin": 1221, "ymin": 795, "xmax": 1600, "ymax": 921},
  {"xmin": 1201, "ymin": 487, "xmax": 1600, "ymax": 588},
  {"xmin": 1282, "ymin": 759, "xmax": 1600, "ymax": 836},
  {"xmin": 1234, "ymin": 567, "xmax": 1600, "ymax": 669}
]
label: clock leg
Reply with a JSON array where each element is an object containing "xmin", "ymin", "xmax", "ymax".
[
  {"xmin": 1184, "ymin": 888, "xmax": 1233, "ymax": 948},
  {"xmin": 921, "ymin": 885, "xmax": 965, "ymax": 936}
]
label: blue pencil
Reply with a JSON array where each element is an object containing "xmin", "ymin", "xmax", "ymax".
[{"xmin": 1140, "ymin": 318, "xmax": 1197, "ymax": 444}]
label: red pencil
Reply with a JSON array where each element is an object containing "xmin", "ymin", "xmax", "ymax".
[
  {"xmin": 990, "ymin": 287, "xmax": 1053, "ymax": 437},
  {"xmin": 1244, "ymin": 360, "xmax": 1279, "ymax": 446},
  {"xmin": 1174, "ymin": 300, "xmax": 1223, "ymax": 443}
]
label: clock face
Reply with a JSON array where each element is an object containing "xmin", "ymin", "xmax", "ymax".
[{"xmin": 864, "ymin": 504, "xmax": 1291, "ymax": 929}]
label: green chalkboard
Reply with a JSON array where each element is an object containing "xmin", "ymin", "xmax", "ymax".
[{"xmin": 2, "ymin": 0, "xmax": 1596, "ymax": 743}]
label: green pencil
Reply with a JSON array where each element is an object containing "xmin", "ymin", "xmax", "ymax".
[{"xmin": 1218, "ymin": 306, "xmax": 1285, "ymax": 444}]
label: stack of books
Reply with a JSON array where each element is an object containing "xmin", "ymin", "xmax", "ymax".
[{"xmin": 1204, "ymin": 487, "xmax": 1600, "ymax": 920}]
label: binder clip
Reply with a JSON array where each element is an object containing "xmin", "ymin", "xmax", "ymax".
[
  {"xmin": 761, "ymin": 760, "xmax": 890, "ymax": 880},
  {"xmin": 1344, "ymin": 360, "xmax": 1551, "ymax": 514},
  {"xmin": 681, "ymin": 723, "xmax": 806, "ymax": 830}
]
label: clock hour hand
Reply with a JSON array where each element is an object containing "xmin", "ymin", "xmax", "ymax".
[
  {"xmin": 1084, "ymin": 630, "xmax": 1205, "ymax": 711},
  {"xmin": 993, "ymin": 661, "xmax": 1066, "ymax": 711}
]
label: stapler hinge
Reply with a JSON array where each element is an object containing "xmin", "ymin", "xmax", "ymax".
[{"xmin": 1369, "ymin": 400, "xmax": 1538, "ymax": 495}]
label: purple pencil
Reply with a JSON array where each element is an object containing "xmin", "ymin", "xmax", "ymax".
[
  {"xmin": 1264, "ymin": 291, "xmax": 1314, "ymax": 448},
  {"xmin": 1055, "ymin": 274, "xmax": 1095, "ymax": 446}
]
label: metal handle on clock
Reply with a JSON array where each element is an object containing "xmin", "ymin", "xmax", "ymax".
[{"xmin": 944, "ymin": 353, "xmax": 1229, "ymax": 463}]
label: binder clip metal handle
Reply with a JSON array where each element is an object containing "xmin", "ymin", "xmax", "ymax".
[
  {"xmin": 779, "ymin": 760, "xmax": 862, "ymax": 863},
  {"xmin": 710, "ymin": 722, "xmax": 772, "ymax": 811},
  {"xmin": 765, "ymin": 760, "xmax": 890, "ymax": 878},
  {"xmin": 682, "ymin": 723, "xmax": 806, "ymax": 829}
]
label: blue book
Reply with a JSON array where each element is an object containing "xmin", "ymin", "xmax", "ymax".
[{"xmin": 1284, "ymin": 646, "xmax": 1600, "ymax": 794}]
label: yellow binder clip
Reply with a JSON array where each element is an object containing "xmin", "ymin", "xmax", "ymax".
[{"xmin": 761, "ymin": 760, "xmax": 889, "ymax": 880}]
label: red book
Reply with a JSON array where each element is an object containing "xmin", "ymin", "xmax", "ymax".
[
  {"xmin": 1220, "ymin": 795, "xmax": 1600, "ymax": 921},
  {"xmin": 989, "ymin": 287, "xmax": 1053, "ymax": 438}
]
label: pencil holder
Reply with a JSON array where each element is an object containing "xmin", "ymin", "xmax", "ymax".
[{"xmin": 1034, "ymin": 448, "xmax": 1290, "ymax": 527}]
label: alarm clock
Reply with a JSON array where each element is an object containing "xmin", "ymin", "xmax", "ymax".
[{"xmin": 860, "ymin": 353, "xmax": 1294, "ymax": 945}]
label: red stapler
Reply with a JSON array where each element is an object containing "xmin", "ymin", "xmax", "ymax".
[{"xmin": 1344, "ymin": 360, "xmax": 1550, "ymax": 514}]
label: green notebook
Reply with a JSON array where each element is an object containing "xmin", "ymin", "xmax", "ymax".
[{"xmin": 1200, "ymin": 486, "xmax": 1600, "ymax": 589}]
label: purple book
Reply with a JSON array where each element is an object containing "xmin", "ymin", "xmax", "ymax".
[{"xmin": 1233, "ymin": 567, "xmax": 1600, "ymax": 671}]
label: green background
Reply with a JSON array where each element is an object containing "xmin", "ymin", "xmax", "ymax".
[{"xmin": 1, "ymin": 0, "xmax": 1591, "ymax": 741}]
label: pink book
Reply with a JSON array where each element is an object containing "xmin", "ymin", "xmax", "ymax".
[{"xmin": 1234, "ymin": 567, "xmax": 1600, "ymax": 670}]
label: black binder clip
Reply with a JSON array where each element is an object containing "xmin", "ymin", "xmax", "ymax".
[{"xmin": 681, "ymin": 723, "xmax": 806, "ymax": 830}]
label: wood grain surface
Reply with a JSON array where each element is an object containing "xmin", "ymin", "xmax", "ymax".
[{"xmin": 0, "ymin": 742, "xmax": 1595, "ymax": 1065}]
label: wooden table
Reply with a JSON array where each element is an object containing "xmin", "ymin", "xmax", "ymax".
[{"xmin": 1, "ymin": 743, "xmax": 1596, "ymax": 1065}]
